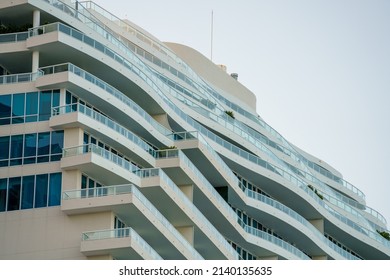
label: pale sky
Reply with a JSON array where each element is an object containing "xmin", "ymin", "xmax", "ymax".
[{"xmin": 91, "ymin": 0, "xmax": 390, "ymax": 227}]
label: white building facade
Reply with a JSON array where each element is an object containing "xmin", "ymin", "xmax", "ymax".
[{"xmin": 0, "ymin": 0, "xmax": 389, "ymax": 260}]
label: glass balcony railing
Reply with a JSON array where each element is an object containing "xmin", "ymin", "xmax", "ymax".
[
  {"xmin": 62, "ymin": 143, "xmax": 141, "ymax": 173},
  {"xmin": 0, "ymin": 31, "xmax": 28, "ymax": 43},
  {"xmin": 81, "ymin": 227, "xmax": 163, "ymax": 260},
  {"xmin": 63, "ymin": 183, "xmax": 203, "ymax": 259},
  {"xmin": 0, "ymin": 72, "xmax": 41, "ymax": 84},
  {"xmin": 245, "ymin": 189, "xmax": 360, "ymax": 260},
  {"xmin": 39, "ymin": 63, "xmax": 174, "ymax": 139},
  {"xmin": 52, "ymin": 102, "xmax": 158, "ymax": 157}
]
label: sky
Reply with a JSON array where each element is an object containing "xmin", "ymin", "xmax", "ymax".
[{"xmin": 91, "ymin": 0, "xmax": 390, "ymax": 227}]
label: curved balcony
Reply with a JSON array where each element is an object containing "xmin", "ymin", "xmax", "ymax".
[{"xmin": 81, "ymin": 227, "xmax": 163, "ymax": 260}]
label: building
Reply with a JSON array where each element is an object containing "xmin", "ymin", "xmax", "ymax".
[{"xmin": 0, "ymin": 0, "xmax": 389, "ymax": 260}]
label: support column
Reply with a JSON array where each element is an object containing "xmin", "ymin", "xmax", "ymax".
[
  {"xmin": 32, "ymin": 10, "xmax": 41, "ymax": 73},
  {"xmin": 176, "ymin": 226, "xmax": 194, "ymax": 245},
  {"xmin": 32, "ymin": 51, "xmax": 39, "ymax": 73},
  {"xmin": 309, "ymin": 218, "xmax": 324, "ymax": 234},
  {"xmin": 33, "ymin": 10, "xmax": 40, "ymax": 28},
  {"xmin": 178, "ymin": 184, "xmax": 193, "ymax": 202}
]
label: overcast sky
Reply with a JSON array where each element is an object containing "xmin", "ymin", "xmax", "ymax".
[{"xmin": 92, "ymin": 0, "xmax": 390, "ymax": 227}]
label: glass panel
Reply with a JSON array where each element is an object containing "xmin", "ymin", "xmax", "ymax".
[
  {"xmin": 25, "ymin": 92, "xmax": 38, "ymax": 122},
  {"xmin": 52, "ymin": 90, "xmax": 60, "ymax": 108},
  {"xmin": 7, "ymin": 177, "xmax": 21, "ymax": 211},
  {"xmin": 48, "ymin": 173, "xmax": 61, "ymax": 206},
  {"xmin": 0, "ymin": 136, "xmax": 9, "ymax": 163},
  {"xmin": 12, "ymin": 93, "xmax": 25, "ymax": 124},
  {"xmin": 0, "ymin": 94, "xmax": 11, "ymax": 125},
  {"xmin": 39, "ymin": 91, "xmax": 51, "ymax": 121},
  {"xmin": 10, "ymin": 134, "xmax": 23, "ymax": 166},
  {"xmin": 21, "ymin": 175, "xmax": 34, "ymax": 209},
  {"xmin": 37, "ymin": 132, "xmax": 50, "ymax": 162},
  {"xmin": 0, "ymin": 178, "xmax": 7, "ymax": 212},
  {"xmin": 50, "ymin": 130, "xmax": 64, "ymax": 161},
  {"xmin": 35, "ymin": 174, "xmax": 48, "ymax": 208},
  {"xmin": 23, "ymin": 133, "xmax": 37, "ymax": 164}
]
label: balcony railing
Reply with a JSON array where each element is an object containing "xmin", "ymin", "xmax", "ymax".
[{"xmin": 81, "ymin": 227, "xmax": 163, "ymax": 260}]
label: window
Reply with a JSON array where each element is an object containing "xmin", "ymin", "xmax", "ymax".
[
  {"xmin": 23, "ymin": 133, "xmax": 37, "ymax": 164},
  {"xmin": 37, "ymin": 132, "xmax": 50, "ymax": 163},
  {"xmin": 7, "ymin": 177, "xmax": 21, "ymax": 211},
  {"xmin": 0, "ymin": 173, "xmax": 62, "ymax": 212},
  {"xmin": 0, "ymin": 178, "xmax": 7, "ymax": 212},
  {"xmin": 21, "ymin": 176, "xmax": 34, "ymax": 209},
  {"xmin": 10, "ymin": 134, "xmax": 23, "ymax": 166},
  {"xmin": 0, "ymin": 90, "xmax": 60, "ymax": 125},
  {"xmin": 0, "ymin": 136, "xmax": 9, "ymax": 167},
  {"xmin": 0, "ymin": 94, "xmax": 11, "ymax": 125},
  {"xmin": 48, "ymin": 173, "xmax": 61, "ymax": 206},
  {"xmin": 12, "ymin": 93, "xmax": 25, "ymax": 124}
]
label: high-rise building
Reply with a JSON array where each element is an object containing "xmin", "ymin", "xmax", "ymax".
[{"xmin": 0, "ymin": 0, "xmax": 389, "ymax": 260}]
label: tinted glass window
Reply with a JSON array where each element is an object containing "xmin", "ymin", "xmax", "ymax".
[{"xmin": 21, "ymin": 175, "xmax": 34, "ymax": 209}]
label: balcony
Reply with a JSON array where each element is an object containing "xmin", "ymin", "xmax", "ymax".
[{"xmin": 81, "ymin": 227, "xmax": 163, "ymax": 260}]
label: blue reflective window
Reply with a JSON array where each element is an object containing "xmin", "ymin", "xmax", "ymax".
[
  {"xmin": 10, "ymin": 134, "xmax": 23, "ymax": 166},
  {"xmin": 21, "ymin": 175, "xmax": 34, "ymax": 209},
  {"xmin": 35, "ymin": 174, "xmax": 48, "ymax": 208},
  {"xmin": 52, "ymin": 90, "xmax": 60, "ymax": 108},
  {"xmin": 12, "ymin": 93, "xmax": 25, "ymax": 124},
  {"xmin": 0, "ymin": 178, "xmax": 7, "ymax": 212},
  {"xmin": 25, "ymin": 92, "xmax": 38, "ymax": 122},
  {"xmin": 50, "ymin": 130, "xmax": 64, "ymax": 161},
  {"xmin": 37, "ymin": 132, "xmax": 50, "ymax": 162},
  {"xmin": 23, "ymin": 133, "xmax": 37, "ymax": 164},
  {"xmin": 0, "ymin": 136, "xmax": 9, "ymax": 167},
  {"xmin": 39, "ymin": 91, "xmax": 51, "ymax": 121},
  {"xmin": 0, "ymin": 94, "xmax": 11, "ymax": 125},
  {"xmin": 48, "ymin": 173, "xmax": 61, "ymax": 206},
  {"xmin": 7, "ymin": 177, "xmax": 21, "ymax": 211}
]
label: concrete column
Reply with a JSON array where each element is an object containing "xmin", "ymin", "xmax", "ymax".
[
  {"xmin": 176, "ymin": 226, "xmax": 194, "ymax": 245},
  {"xmin": 33, "ymin": 10, "xmax": 40, "ymax": 28},
  {"xmin": 32, "ymin": 51, "xmax": 39, "ymax": 73},
  {"xmin": 178, "ymin": 184, "xmax": 193, "ymax": 202},
  {"xmin": 309, "ymin": 218, "xmax": 324, "ymax": 234},
  {"xmin": 32, "ymin": 10, "xmax": 41, "ymax": 73}
]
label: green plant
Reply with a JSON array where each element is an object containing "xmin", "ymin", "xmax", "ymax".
[
  {"xmin": 307, "ymin": 184, "xmax": 323, "ymax": 200},
  {"xmin": 377, "ymin": 230, "xmax": 390, "ymax": 241},
  {"xmin": 225, "ymin": 110, "xmax": 235, "ymax": 119}
]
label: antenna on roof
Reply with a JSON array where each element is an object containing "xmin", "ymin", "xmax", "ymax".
[{"xmin": 210, "ymin": 10, "xmax": 214, "ymax": 62}]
